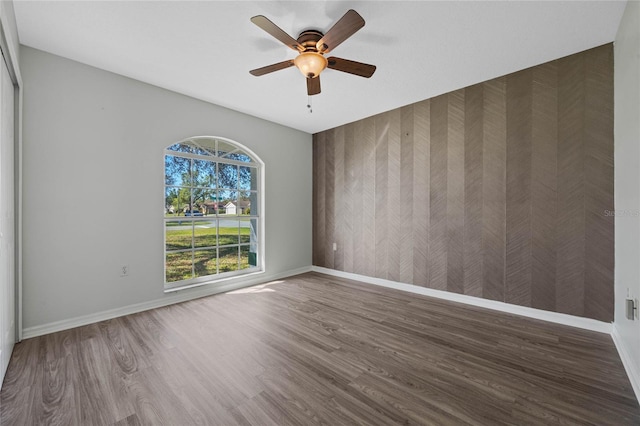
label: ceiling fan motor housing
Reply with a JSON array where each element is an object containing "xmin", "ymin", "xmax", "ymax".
[{"xmin": 297, "ymin": 30, "xmax": 324, "ymax": 50}]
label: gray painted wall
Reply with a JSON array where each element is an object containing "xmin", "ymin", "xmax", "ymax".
[
  {"xmin": 614, "ymin": 0, "xmax": 640, "ymax": 394},
  {"xmin": 20, "ymin": 46, "xmax": 312, "ymax": 330}
]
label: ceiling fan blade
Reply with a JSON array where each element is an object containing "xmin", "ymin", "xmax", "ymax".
[
  {"xmin": 316, "ymin": 10, "xmax": 365, "ymax": 54},
  {"xmin": 327, "ymin": 57, "xmax": 376, "ymax": 78},
  {"xmin": 250, "ymin": 60, "xmax": 295, "ymax": 76},
  {"xmin": 307, "ymin": 76, "xmax": 321, "ymax": 96},
  {"xmin": 251, "ymin": 15, "xmax": 303, "ymax": 51}
]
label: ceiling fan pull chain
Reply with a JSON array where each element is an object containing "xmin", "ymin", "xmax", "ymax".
[{"xmin": 307, "ymin": 96, "xmax": 313, "ymax": 113}]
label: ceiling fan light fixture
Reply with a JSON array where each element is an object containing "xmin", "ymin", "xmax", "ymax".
[
  {"xmin": 250, "ymin": 10, "xmax": 374, "ymax": 95},
  {"xmin": 294, "ymin": 52, "xmax": 328, "ymax": 78}
]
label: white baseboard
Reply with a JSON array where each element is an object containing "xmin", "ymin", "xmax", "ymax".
[
  {"xmin": 311, "ymin": 266, "xmax": 613, "ymax": 334},
  {"xmin": 22, "ymin": 266, "xmax": 312, "ymax": 340},
  {"xmin": 611, "ymin": 325, "xmax": 640, "ymax": 403}
]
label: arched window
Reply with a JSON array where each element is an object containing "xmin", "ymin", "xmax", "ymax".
[{"xmin": 164, "ymin": 137, "xmax": 262, "ymax": 290}]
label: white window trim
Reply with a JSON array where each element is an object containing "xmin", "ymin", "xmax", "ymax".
[{"xmin": 163, "ymin": 136, "xmax": 265, "ymax": 292}]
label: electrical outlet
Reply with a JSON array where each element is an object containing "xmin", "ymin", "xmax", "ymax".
[
  {"xmin": 333, "ymin": 242, "xmax": 337, "ymax": 251},
  {"xmin": 120, "ymin": 265, "xmax": 129, "ymax": 277}
]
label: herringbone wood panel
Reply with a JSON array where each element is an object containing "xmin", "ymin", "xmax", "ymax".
[
  {"xmin": 429, "ymin": 94, "xmax": 449, "ymax": 291},
  {"xmin": 557, "ymin": 51, "xmax": 587, "ymax": 317},
  {"xmin": 583, "ymin": 45, "xmax": 614, "ymax": 322},
  {"xmin": 400, "ymin": 105, "xmax": 415, "ymax": 284},
  {"xmin": 334, "ymin": 126, "xmax": 346, "ymax": 272},
  {"xmin": 412, "ymin": 100, "xmax": 430, "ymax": 287},
  {"xmin": 531, "ymin": 61, "xmax": 558, "ymax": 313},
  {"xmin": 312, "ymin": 133, "xmax": 323, "ymax": 266},
  {"xmin": 463, "ymin": 84, "xmax": 484, "ymax": 298},
  {"xmin": 323, "ymin": 129, "xmax": 335, "ymax": 270},
  {"xmin": 343, "ymin": 123, "xmax": 354, "ymax": 273},
  {"xmin": 374, "ymin": 113, "xmax": 389, "ymax": 279},
  {"xmin": 505, "ymin": 68, "xmax": 533, "ymax": 307},
  {"xmin": 312, "ymin": 44, "xmax": 614, "ymax": 322},
  {"xmin": 361, "ymin": 116, "xmax": 377, "ymax": 279},
  {"xmin": 447, "ymin": 90, "xmax": 465, "ymax": 295},
  {"xmin": 350, "ymin": 122, "xmax": 364, "ymax": 276},
  {"xmin": 481, "ymin": 77, "xmax": 507, "ymax": 303},
  {"xmin": 387, "ymin": 109, "xmax": 402, "ymax": 283}
]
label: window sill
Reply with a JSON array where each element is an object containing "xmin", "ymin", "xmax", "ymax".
[{"xmin": 163, "ymin": 268, "xmax": 264, "ymax": 293}]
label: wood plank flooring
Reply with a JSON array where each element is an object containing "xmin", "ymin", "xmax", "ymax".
[{"xmin": 1, "ymin": 272, "xmax": 638, "ymax": 425}]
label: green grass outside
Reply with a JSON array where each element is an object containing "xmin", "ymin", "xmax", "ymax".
[
  {"xmin": 165, "ymin": 227, "xmax": 252, "ymax": 283},
  {"xmin": 165, "ymin": 246, "xmax": 250, "ymax": 283},
  {"xmin": 166, "ymin": 226, "xmax": 250, "ymax": 250}
]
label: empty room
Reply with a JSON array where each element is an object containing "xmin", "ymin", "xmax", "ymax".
[{"xmin": 0, "ymin": 0, "xmax": 639, "ymax": 424}]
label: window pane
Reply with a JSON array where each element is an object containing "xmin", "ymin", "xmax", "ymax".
[
  {"xmin": 219, "ymin": 190, "xmax": 238, "ymax": 215},
  {"xmin": 226, "ymin": 152, "xmax": 252, "ymax": 163},
  {"xmin": 166, "ymin": 142, "xmax": 193, "ymax": 154},
  {"xmin": 236, "ymin": 191, "xmax": 251, "ymax": 216},
  {"xmin": 239, "ymin": 218, "xmax": 252, "ymax": 244},
  {"xmin": 190, "ymin": 139, "xmax": 216, "ymax": 156},
  {"xmin": 240, "ymin": 245, "xmax": 251, "ymax": 270},
  {"xmin": 194, "ymin": 220, "xmax": 216, "ymax": 248},
  {"xmin": 167, "ymin": 140, "xmax": 215, "ymax": 156},
  {"xmin": 249, "ymin": 225, "xmax": 258, "ymax": 267},
  {"xmin": 166, "ymin": 252, "xmax": 193, "ymax": 282},
  {"xmin": 166, "ymin": 221, "xmax": 192, "ymax": 251},
  {"xmin": 218, "ymin": 140, "xmax": 252, "ymax": 162},
  {"xmin": 194, "ymin": 249, "xmax": 217, "ymax": 277},
  {"xmin": 252, "ymin": 218, "xmax": 259, "ymax": 245},
  {"xmin": 239, "ymin": 166, "xmax": 258, "ymax": 191},
  {"xmin": 165, "ymin": 187, "xmax": 182, "ymax": 216},
  {"xmin": 193, "ymin": 159, "xmax": 216, "ymax": 188},
  {"xmin": 165, "ymin": 155, "xmax": 191, "ymax": 186},
  {"xmin": 218, "ymin": 163, "xmax": 238, "ymax": 189},
  {"xmin": 219, "ymin": 219, "xmax": 240, "ymax": 246},
  {"xmin": 182, "ymin": 190, "xmax": 200, "ymax": 216},
  {"xmin": 217, "ymin": 141, "xmax": 242, "ymax": 159},
  {"xmin": 203, "ymin": 192, "xmax": 220, "ymax": 216},
  {"xmin": 165, "ymin": 187, "xmax": 191, "ymax": 215},
  {"xmin": 238, "ymin": 191, "xmax": 254, "ymax": 216},
  {"xmin": 192, "ymin": 188, "xmax": 216, "ymax": 213},
  {"xmin": 248, "ymin": 191, "xmax": 258, "ymax": 216},
  {"xmin": 218, "ymin": 246, "xmax": 239, "ymax": 272}
]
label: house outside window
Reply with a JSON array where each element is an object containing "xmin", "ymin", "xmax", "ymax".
[{"xmin": 164, "ymin": 137, "xmax": 262, "ymax": 290}]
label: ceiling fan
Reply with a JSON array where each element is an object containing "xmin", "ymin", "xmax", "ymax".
[{"xmin": 249, "ymin": 9, "xmax": 377, "ymax": 96}]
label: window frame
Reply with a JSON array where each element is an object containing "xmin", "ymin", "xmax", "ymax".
[{"xmin": 163, "ymin": 136, "xmax": 264, "ymax": 292}]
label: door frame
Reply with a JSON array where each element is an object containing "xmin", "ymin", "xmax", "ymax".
[{"xmin": 0, "ymin": 7, "xmax": 23, "ymax": 343}]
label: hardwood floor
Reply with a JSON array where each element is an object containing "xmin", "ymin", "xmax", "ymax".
[{"xmin": 1, "ymin": 272, "xmax": 638, "ymax": 425}]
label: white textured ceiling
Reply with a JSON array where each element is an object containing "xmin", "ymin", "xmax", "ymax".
[{"xmin": 13, "ymin": 1, "xmax": 626, "ymax": 134}]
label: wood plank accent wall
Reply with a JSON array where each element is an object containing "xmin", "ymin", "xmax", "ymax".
[{"xmin": 312, "ymin": 44, "xmax": 614, "ymax": 322}]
